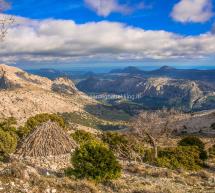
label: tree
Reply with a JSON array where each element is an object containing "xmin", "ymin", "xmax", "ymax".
[
  {"xmin": 102, "ymin": 132, "xmax": 144, "ymax": 163},
  {"xmin": 0, "ymin": 0, "xmax": 14, "ymax": 41},
  {"xmin": 131, "ymin": 109, "xmax": 186, "ymax": 159}
]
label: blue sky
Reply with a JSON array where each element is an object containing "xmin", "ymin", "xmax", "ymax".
[
  {"xmin": 6, "ymin": 0, "xmax": 215, "ymax": 35},
  {"xmin": 1, "ymin": 0, "xmax": 215, "ymax": 69}
]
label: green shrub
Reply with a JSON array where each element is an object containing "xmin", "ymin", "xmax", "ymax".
[
  {"xmin": 199, "ymin": 150, "xmax": 208, "ymax": 161},
  {"xmin": 67, "ymin": 141, "xmax": 121, "ymax": 182},
  {"xmin": 209, "ymin": 144, "xmax": 215, "ymax": 158},
  {"xmin": 156, "ymin": 146, "xmax": 202, "ymax": 171},
  {"xmin": 0, "ymin": 118, "xmax": 18, "ymax": 161},
  {"xmin": 0, "ymin": 117, "xmax": 17, "ymax": 133},
  {"xmin": 71, "ymin": 130, "xmax": 97, "ymax": 145},
  {"xmin": 0, "ymin": 129, "xmax": 17, "ymax": 161},
  {"xmin": 16, "ymin": 126, "xmax": 30, "ymax": 139},
  {"xmin": 102, "ymin": 132, "xmax": 128, "ymax": 149},
  {"xmin": 102, "ymin": 132, "xmax": 144, "ymax": 161},
  {"xmin": 178, "ymin": 136, "xmax": 205, "ymax": 150},
  {"xmin": 17, "ymin": 113, "xmax": 65, "ymax": 138},
  {"xmin": 178, "ymin": 136, "xmax": 208, "ymax": 161}
]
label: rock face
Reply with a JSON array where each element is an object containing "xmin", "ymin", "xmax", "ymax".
[
  {"xmin": 0, "ymin": 64, "xmax": 95, "ymax": 123},
  {"xmin": 52, "ymin": 77, "xmax": 78, "ymax": 95}
]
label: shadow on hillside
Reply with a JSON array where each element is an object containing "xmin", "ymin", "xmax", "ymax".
[
  {"xmin": 97, "ymin": 124, "xmax": 128, "ymax": 131},
  {"xmin": 84, "ymin": 104, "xmax": 131, "ymax": 121}
]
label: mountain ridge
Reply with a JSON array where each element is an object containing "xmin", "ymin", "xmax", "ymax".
[{"xmin": 0, "ymin": 64, "xmax": 95, "ymax": 124}]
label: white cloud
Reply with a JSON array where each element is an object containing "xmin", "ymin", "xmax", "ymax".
[
  {"xmin": 84, "ymin": 0, "xmax": 131, "ymax": 17},
  {"xmin": 0, "ymin": 15, "xmax": 215, "ymax": 64},
  {"xmin": 171, "ymin": 0, "xmax": 213, "ymax": 23}
]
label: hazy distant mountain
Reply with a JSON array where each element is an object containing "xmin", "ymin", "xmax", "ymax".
[
  {"xmin": 110, "ymin": 66, "xmax": 143, "ymax": 74},
  {"xmin": 110, "ymin": 66, "xmax": 215, "ymax": 82},
  {"xmin": 27, "ymin": 68, "xmax": 68, "ymax": 80}
]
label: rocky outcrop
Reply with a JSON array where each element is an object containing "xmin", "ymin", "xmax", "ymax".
[
  {"xmin": 0, "ymin": 64, "xmax": 96, "ymax": 124},
  {"xmin": 52, "ymin": 77, "xmax": 78, "ymax": 95}
]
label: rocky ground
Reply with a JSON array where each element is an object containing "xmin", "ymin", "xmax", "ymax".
[{"xmin": 0, "ymin": 160, "xmax": 214, "ymax": 193}]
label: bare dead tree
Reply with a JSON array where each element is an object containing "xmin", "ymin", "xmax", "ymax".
[
  {"xmin": 131, "ymin": 109, "xmax": 186, "ymax": 159},
  {"xmin": 0, "ymin": 0, "xmax": 14, "ymax": 41},
  {"xmin": 116, "ymin": 137, "xmax": 143, "ymax": 163}
]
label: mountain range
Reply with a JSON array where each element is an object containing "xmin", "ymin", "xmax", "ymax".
[
  {"xmin": 3, "ymin": 65, "xmax": 215, "ymax": 113},
  {"xmin": 77, "ymin": 66, "xmax": 215, "ymax": 111},
  {"xmin": 0, "ymin": 64, "xmax": 215, "ymax": 133},
  {"xmin": 110, "ymin": 66, "xmax": 215, "ymax": 82}
]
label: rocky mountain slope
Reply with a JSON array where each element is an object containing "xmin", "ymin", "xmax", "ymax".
[
  {"xmin": 77, "ymin": 75, "xmax": 215, "ymax": 111},
  {"xmin": 0, "ymin": 64, "xmax": 95, "ymax": 124}
]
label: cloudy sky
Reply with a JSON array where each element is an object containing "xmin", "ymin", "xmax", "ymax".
[{"xmin": 1, "ymin": 0, "xmax": 215, "ymax": 68}]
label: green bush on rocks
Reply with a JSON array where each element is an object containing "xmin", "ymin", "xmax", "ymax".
[
  {"xmin": 156, "ymin": 146, "xmax": 202, "ymax": 171},
  {"xmin": 178, "ymin": 136, "xmax": 208, "ymax": 161},
  {"xmin": 71, "ymin": 130, "xmax": 97, "ymax": 145},
  {"xmin": 66, "ymin": 141, "xmax": 121, "ymax": 182},
  {"xmin": 17, "ymin": 113, "xmax": 65, "ymax": 138},
  {"xmin": 0, "ymin": 129, "xmax": 17, "ymax": 161}
]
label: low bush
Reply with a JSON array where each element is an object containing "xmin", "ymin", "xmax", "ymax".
[
  {"xmin": 0, "ymin": 117, "xmax": 17, "ymax": 133},
  {"xmin": 17, "ymin": 113, "xmax": 65, "ymax": 138},
  {"xmin": 71, "ymin": 130, "xmax": 97, "ymax": 145},
  {"xmin": 156, "ymin": 146, "xmax": 202, "ymax": 171},
  {"xmin": 178, "ymin": 136, "xmax": 208, "ymax": 161},
  {"xmin": 102, "ymin": 132, "xmax": 128, "ymax": 148},
  {"xmin": 178, "ymin": 136, "xmax": 205, "ymax": 150},
  {"xmin": 66, "ymin": 141, "xmax": 121, "ymax": 182},
  {"xmin": 0, "ymin": 118, "xmax": 18, "ymax": 161},
  {"xmin": 0, "ymin": 129, "xmax": 17, "ymax": 161}
]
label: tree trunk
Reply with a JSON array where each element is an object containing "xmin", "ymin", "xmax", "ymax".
[
  {"xmin": 146, "ymin": 133, "xmax": 158, "ymax": 159},
  {"xmin": 153, "ymin": 143, "xmax": 158, "ymax": 159}
]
